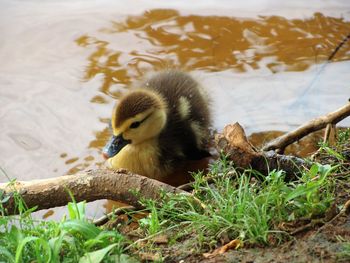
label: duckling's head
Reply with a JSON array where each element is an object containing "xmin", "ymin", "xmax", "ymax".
[{"xmin": 103, "ymin": 89, "xmax": 167, "ymax": 159}]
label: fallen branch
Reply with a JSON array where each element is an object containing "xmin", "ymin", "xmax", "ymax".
[
  {"xmin": 312, "ymin": 199, "xmax": 350, "ymax": 237},
  {"xmin": 286, "ymin": 200, "xmax": 350, "ymax": 238},
  {"xmin": 290, "ymin": 219, "xmax": 324, "ymax": 236},
  {"xmin": 262, "ymin": 102, "xmax": 350, "ymax": 153},
  {"xmin": 215, "ymin": 123, "xmax": 311, "ymax": 179},
  {"xmin": 0, "ymin": 169, "xmax": 187, "ymax": 215}
]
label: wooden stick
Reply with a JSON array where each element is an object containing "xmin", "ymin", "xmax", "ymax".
[
  {"xmin": 216, "ymin": 123, "xmax": 310, "ymax": 179},
  {"xmin": 0, "ymin": 169, "xmax": 187, "ymax": 215},
  {"xmin": 263, "ymin": 102, "xmax": 350, "ymax": 153},
  {"xmin": 93, "ymin": 205, "xmax": 135, "ymax": 226}
]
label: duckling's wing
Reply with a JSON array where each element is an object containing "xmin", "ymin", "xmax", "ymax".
[
  {"xmin": 184, "ymin": 147, "xmax": 211, "ymax": 160},
  {"xmin": 146, "ymin": 70, "xmax": 212, "ymax": 161}
]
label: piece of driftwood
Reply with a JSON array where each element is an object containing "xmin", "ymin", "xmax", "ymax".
[
  {"xmin": 216, "ymin": 123, "xmax": 261, "ymax": 168},
  {"xmin": 0, "ymin": 169, "xmax": 187, "ymax": 215},
  {"xmin": 216, "ymin": 123, "xmax": 310, "ymax": 179},
  {"xmin": 93, "ymin": 205, "xmax": 135, "ymax": 226},
  {"xmin": 262, "ymin": 102, "xmax": 350, "ymax": 153}
]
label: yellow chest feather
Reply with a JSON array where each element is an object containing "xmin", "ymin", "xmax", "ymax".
[{"xmin": 108, "ymin": 140, "xmax": 168, "ymax": 180}]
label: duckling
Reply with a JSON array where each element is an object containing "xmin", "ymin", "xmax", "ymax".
[{"xmin": 103, "ymin": 70, "xmax": 211, "ymax": 182}]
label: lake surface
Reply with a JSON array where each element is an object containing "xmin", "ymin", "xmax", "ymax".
[{"xmin": 1, "ymin": 0, "xmax": 349, "ymax": 219}]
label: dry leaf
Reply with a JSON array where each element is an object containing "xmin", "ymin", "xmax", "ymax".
[
  {"xmin": 42, "ymin": 209, "xmax": 54, "ymax": 219},
  {"xmin": 203, "ymin": 239, "xmax": 243, "ymax": 258},
  {"xmin": 151, "ymin": 234, "xmax": 169, "ymax": 244},
  {"xmin": 139, "ymin": 252, "xmax": 162, "ymax": 261}
]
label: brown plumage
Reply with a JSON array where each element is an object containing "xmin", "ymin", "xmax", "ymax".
[
  {"xmin": 103, "ymin": 70, "xmax": 211, "ymax": 181},
  {"xmin": 114, "ymin": 90, "xmax": 164, "ymax": 127}
]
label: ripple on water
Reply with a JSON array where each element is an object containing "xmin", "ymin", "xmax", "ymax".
[{"xmin": 8, "ymin": 133, "xmax": 42, "ymax": 151}]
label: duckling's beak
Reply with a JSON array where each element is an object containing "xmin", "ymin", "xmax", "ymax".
[{"xmin": 102, "ymin": 134, "xmax": 131, "ymax": 159}]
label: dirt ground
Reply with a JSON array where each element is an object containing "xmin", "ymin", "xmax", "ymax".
[
  {"xmin": 201, "ymin": 217, "xmax": 350, "ymax": 263},
  {"xmin": 119, "ymin": 184, "xmax": 350, "ymax": 263},
  {"xmin": 113, "ymin": 130, "xmax": 350, "ymax": 263},
  {"xmin": 160, "ymin": 199, "xmax": 350, "ymax": 263}
]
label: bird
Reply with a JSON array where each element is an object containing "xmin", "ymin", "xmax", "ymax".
[{"xmin": 103, "ymin": 70, "xmax": 211, "ymax": 183}]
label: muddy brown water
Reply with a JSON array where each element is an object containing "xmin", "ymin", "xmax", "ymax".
[{"xmin": 0, "ymin": 1, "xmax": 349, "ymax": 220}]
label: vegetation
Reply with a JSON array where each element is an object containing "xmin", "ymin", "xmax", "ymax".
[
  {"xmin": 0, "ymin": 185, "xmax": 134, "ymax": 263},
  {"xmin": 338, "ymin": 242, "xmax": 350, "ymax": 261},
  {"xmin": 139, "ymin": 157, "xmax": 335, "ymax": 248},
  {"xmin": 0, "ymin": 129, "xmax": 349, "ymax": 262}
]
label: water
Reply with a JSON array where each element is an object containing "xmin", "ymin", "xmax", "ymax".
[{"xmin": 1, "ymin": 0, "xmax": 349, "ymax": 219}]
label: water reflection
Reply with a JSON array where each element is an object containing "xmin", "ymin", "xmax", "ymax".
[
  {"xmin": 77, "ymin": 10, "xmax": 350, "ymax": 94},
  {"xmin": 67, "ymin": 9, "xmax": 350, "ymax": 175}
]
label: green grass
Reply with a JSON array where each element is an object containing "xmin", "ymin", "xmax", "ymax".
[
  {"xmin": 338, "ymin": 242, "xmax": 350, "ymax": 261},
  {"xmin": 139, "ymin": 200, "xmax": 162, "ymax": 236},
  {"xmin": 1, "ymin": 130, "xmax": 347, "ymax": 260},
  {"xmin": 0, "ymin": 183, "xmax": 135, "ymax": 263},
  {"xmin": 0, "ymin": 157, "xmax": 338, "ymax": 261},
  {"xmin": 139, "ymin": 156, "xmax": 335, "ymax": 247},
  {"xmin": 337, "ymin": 128, "xmax": 350, "ymax": 146},
  {"xmin": 317, "ymin": 128, "xmax": 350, "ymax": 162}
]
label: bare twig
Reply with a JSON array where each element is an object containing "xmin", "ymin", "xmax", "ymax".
[
  {"xmin": 125, "ymin": 222, "xmax": 188, "ymax": 251},
  {"xmin": 323, "ymin": 123, "xmax": 337, "ymax": 144},
  {"xmin": 312, "ymin": 199, "xmax": 350, "ymax": 238},
  {"xmin": 290, "ymin": 219, "xmax": 324, "ymax": 235},
  {"xmin": 328, "ymin": 33, "xmax": 350, "ymax": 61},
  {"xmin": 311, "ymin": 123, "xmax": 337, "ymax": 160},
  {"xmin": 93, "ymin": 205, "xmax": 135, "ymax": 226},
  {"xmin": 177, "ymin": 181, "xmax": 196, "ymax": 191},
  {"xmin": 263, "ymin": 103, "xmax": 350, "ymax": 153}
]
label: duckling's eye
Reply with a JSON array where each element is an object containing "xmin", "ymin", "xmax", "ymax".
[{"xmin": 130, "ymin": 121, "xmax": 141, "ymax": 129}]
